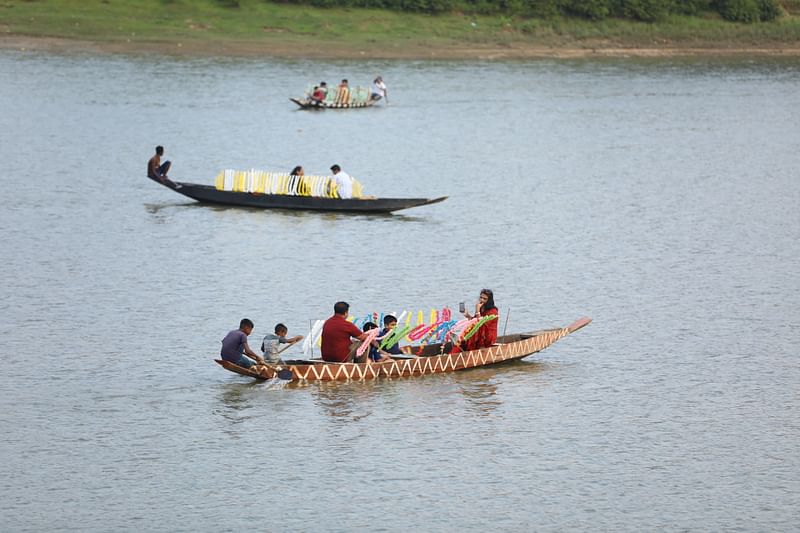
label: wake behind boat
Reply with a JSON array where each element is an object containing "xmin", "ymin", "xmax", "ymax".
[{"xmin": 216, "ymin": 317, "xmax": 591, "ymax": 382}]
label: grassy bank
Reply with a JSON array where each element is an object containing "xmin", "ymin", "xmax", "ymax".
[{"xmin": 2, "ymin": 0, "xmax": 800, "ymax": 58}]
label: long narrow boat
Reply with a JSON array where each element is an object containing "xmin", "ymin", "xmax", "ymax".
[
  {"xmin": 215, "ymin": 317, "xmax": 591, "ymax": 382},
  {"xmin": 149, "ymin": 177, "xmax": 447, "ymax": 213},
  {"xmin": 290, "ymin": 97, "xmax": 379, "ymax": 110}
]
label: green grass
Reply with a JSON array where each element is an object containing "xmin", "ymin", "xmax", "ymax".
[{"xmin": 2, "ymin": 0, "xmax": 800, "ymax": 54}]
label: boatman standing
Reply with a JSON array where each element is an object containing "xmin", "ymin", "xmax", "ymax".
[
  {"xmin": 370, "ymin": 76, "xmax": 387, "ymax": 103},
  {"xmin": 321, "ymin": 302, "xmax": 370, "ymax": 362}
]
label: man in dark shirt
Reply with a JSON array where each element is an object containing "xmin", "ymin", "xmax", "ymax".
[
  {"xmin": 321, "ymin": 301, "xmax": 370, "ymax": 363},
  {"xmin": 147, "ymin": 145, "xmax": 173, "ymax": 184},
  {"xmin": 220, "ymin": 318, "xmax": 265, "ymax": 368},
  {"xmin": 379, "ymin": 314, "xmax": 409, "ymax": 355}
]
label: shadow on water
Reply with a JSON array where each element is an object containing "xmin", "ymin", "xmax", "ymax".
[
  {"xmin": 213, "ymin": 379, "xmax": 288, "ymax": 427},
  {"xmin": 449, "ymin": 359, "xmax": 554, "ymax": 415},
  {"xmin": 309, "ymin": 380, "xmax": 384, "ymax": 423},
  {"xmin": 143, "ymin": 200, "xmax": 431, "ymax": 223},
  {"xmin": 215, "ymin": 382, "xmax": 260, "ymax": 420},
  {"xmin": 144, "ymin": 201, "xmax": 194, "ymax": 215}
]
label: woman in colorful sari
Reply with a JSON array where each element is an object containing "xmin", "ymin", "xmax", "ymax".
[{"xmin": 461, "ymin": 289, "xmax": 499, "ymax": 351}]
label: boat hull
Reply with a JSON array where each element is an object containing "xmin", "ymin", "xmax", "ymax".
[
  {"xmin": 151, "ymin": 178, "xmax": 446, "ymax": 213},
  {"xmin": 290, "ymin": 97, "xmax": 378, "ymax": 110},
  {"xmin": 215, "ymin": 317, "xmax": 591, "ymax": 382}
]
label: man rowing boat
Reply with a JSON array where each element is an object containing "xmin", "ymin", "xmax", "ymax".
[
  {"xmin": 370, "ymin": 76, "xmax": 388, "ymax": 103},
  {"xmin": 220, "ymin": 318, "xmax": 266, "ymax": 368}
]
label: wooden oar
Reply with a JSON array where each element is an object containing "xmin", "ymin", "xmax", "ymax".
[
  {"xmin": 276, "ymin": 340, "xmax": 299, "ymax": 356},
  {"xmin": 262, "ymin": 341, "xmax": 302, "ymax": 380},
  {"xmin": 276, "ymin": 368, "xmax": 294, "ymax": 380}
]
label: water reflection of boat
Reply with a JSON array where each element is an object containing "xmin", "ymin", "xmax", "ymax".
[
  {"xmin": 215, "ymin": 317, "xmax": 591, "ymax": 383},
  {"xmin": 148, "ymin": 177, "xmax": 447, "ymax": 214}
]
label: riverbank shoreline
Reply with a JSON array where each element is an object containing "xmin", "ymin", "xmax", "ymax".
[{"xmin": 4, "ymin": 35, "xmax": 800, "ymax": 59}]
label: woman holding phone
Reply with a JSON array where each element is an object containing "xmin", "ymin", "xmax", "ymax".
[{"xmin": 460, "ymin": 289, "xmax": 499, "ymax": 351}]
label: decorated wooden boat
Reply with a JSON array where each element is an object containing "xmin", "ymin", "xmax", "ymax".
[
  {"xmin": 149, "ymin": 176, "xmax": 447, "ymax": 214},
  {"xmin": 290, "ymin": 97, "xmax": 378, "ymax": 110},
  {"xmin": 215, "ymin": 317, "xmax": 591, "ymax": 382}
]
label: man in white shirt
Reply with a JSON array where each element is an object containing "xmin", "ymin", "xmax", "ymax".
[
  {"xmin": 370, "ymin": 76, "xmax": 387, "ymax": 102},
  {"xmin": 330, "ymin": 164, "xmax": 354, "ymax": 199}
]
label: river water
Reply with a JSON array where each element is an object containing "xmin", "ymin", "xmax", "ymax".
[{"xmin": 0, "ymin": 51, "xmax": 798, "ymax": 531}]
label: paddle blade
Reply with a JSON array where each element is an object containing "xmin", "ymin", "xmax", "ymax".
[{"xmin": 276, "ymin": 368, "xmax": 294, "ymax": 381}]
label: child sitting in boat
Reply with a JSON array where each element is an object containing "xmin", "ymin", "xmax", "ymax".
[
  {"xmin": 379, "ymin": 315, "xmax": 410, "ymax": 356},
  {"xmin": 362, "ymin": 322, "xmax": 393, "ymax": 363},
  {"xmin": 261, "ymin": 323, "xmax": 303, "ymax": 363}
]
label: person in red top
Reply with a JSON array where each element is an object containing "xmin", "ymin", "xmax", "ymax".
[
  {"xmin": 321, "ymin": 301, "xmax": 370, "ymax": 362},
  {"xmin": 310, "ymin": 85, "xmax": 326, "ymax": 104},
  {"xmin": 461, "ymin": 289, "xmax": 499, "ymax": 351}
]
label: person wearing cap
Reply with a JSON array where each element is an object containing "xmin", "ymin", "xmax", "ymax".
[
  {"xmin": 370, "ymin": 76, "xmax": 387, "ymax": 102},
  {"xmin": 330, "ymin": 164, "xmax": 355, "ymax": 199}
]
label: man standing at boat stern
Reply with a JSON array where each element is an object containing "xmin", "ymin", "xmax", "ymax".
[{"xmin": 321, "ymin": 302, "xmax": 369, "ymax": 362}]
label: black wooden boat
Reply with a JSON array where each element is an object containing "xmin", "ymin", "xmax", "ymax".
[
  {"xmin": 290, "ymin": 97, "xmax": 379, "ymax": 110},
  {"xmin": 149, "ymin": 177, "xmax": 447, "ymax": 214}
]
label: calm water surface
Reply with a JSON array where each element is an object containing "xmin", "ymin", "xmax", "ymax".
[{"xmin": 0, "ymin": 52, "xmax": 798, "ymax": 532}]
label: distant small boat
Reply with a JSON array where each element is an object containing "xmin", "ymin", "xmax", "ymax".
[
  {"xmin": 290, "ymin": 97, "xmax": 378, "ymax": 110},
  {"xmin": 291, "ymin": 84, "xmax": 380, "ymax": 110},
  {"xmin": 215, "ymin": 317, "xmax": 592, "ymax": 382},
  {"xmin": 149, "ymin": 177, "xmax": 446, "ymax": 214}
]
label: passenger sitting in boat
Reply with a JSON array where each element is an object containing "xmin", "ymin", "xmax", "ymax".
[
  {"xmin": 220, "ymin": 318, "xmax": 266, "ymax": 368},
  {"xmin": 330, "ymin": 164, "xmax": 355, "ymax": 199},
  {"xmin": 334, "ymin": 79, "xmax": 350, "ymax": 106},
  {"xmin": 289, "ymin": 165, "xmax": 304, "ymax": 195},
  {"xmin": 261, "ymin": 323, "xmax": 303, "ymax": 364},
  {"xmin": 147, "ymin": 145, "xmax": 173, "ymax": 184},
  {"xmin": 459, "ymin": 289, "xmax": 499, "ymax": 351},
  {"xmin": 379, "ymin": 315, "xmax": 410, "ymax": 356},
  {"xmin": 310, "ymin": 85, "xmax": 326, "ymax": 104},
  {"xmin": 363, "ymin": 322, "xmax": 393, "ymax": 363},
  {"xmin": 320, "ymin": 301, "xmax": 371, "ymax": 363}
]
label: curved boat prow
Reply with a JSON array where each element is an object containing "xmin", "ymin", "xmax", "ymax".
[
  {"xmin": 421, "ymin": 196, "xmax": 448, "ymax": 208},
  {"xmin": 566, "ymin": 317, "xmax": 592, "ymax": 333}
]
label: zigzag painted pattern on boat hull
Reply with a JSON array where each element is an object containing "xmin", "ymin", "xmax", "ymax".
[{"xmin": 215, "ymin": 317, "xmax": 590, "ymax": 382}]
